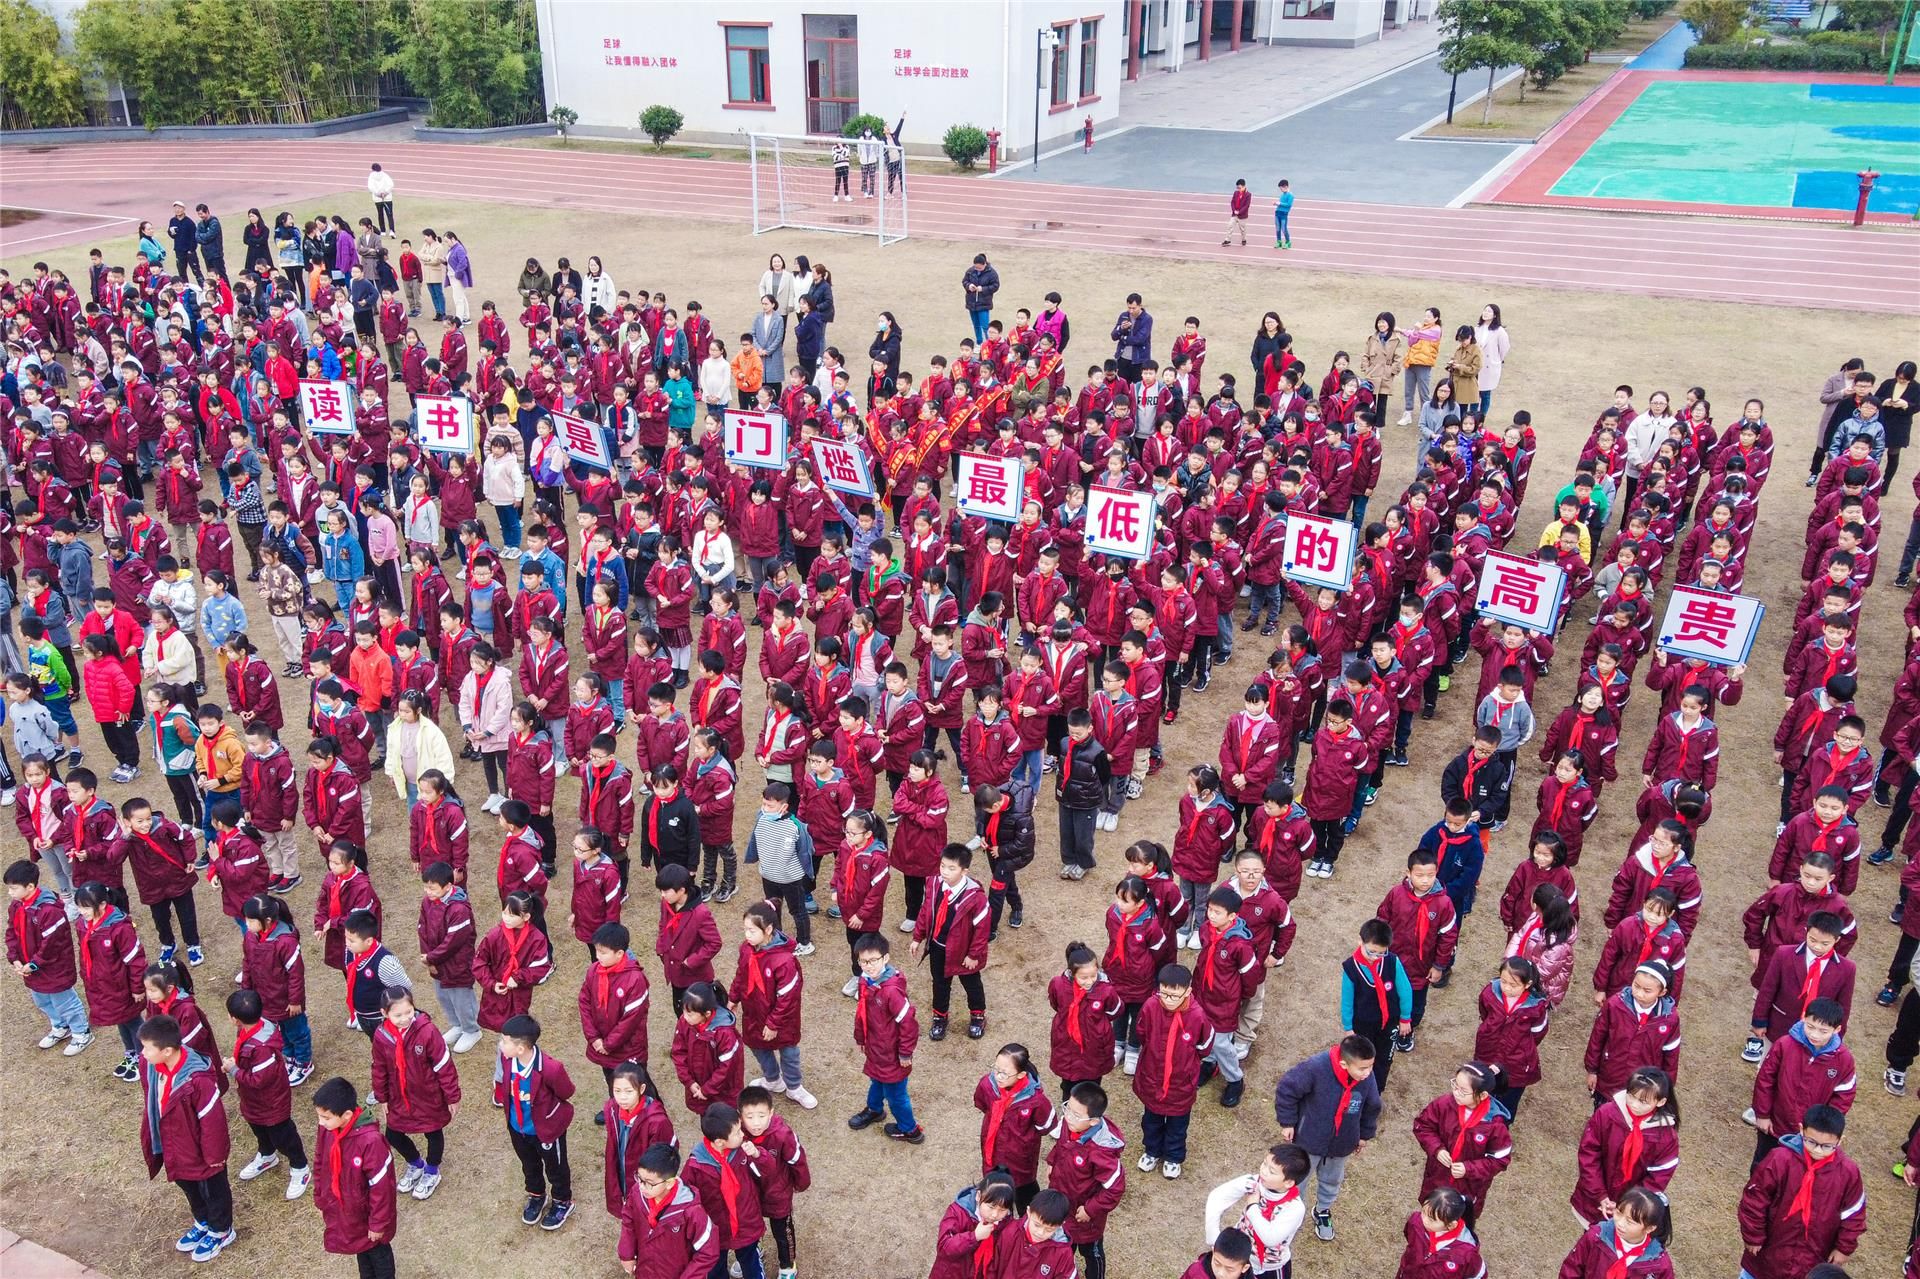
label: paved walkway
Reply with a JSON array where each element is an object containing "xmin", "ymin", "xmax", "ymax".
[
  {"xmin": 0, "ymin": 1229, "xmax": 98, "ymax": 1278},
  {"xmin": 1116, "ymin": 20, "xmax": 1442, "ymax": 130},
  {"xmin": 1009, "ymin": 49, "xmax": 1518, "ymax": 204},
  {"xmin": 4, "ymin": 141, "xmax": 1914, "ymax": 312}
]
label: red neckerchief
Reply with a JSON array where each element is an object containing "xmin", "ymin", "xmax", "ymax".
[
  {"xmin": 971, "ymin": 1212, "xmax": 997, "ymax": 1278},
  {"xmin": 584, "ymin": 763, "xmax": 615, "ymax": 817},
  {"xmin": 22, "ymin": 780, "xmax": 57, "ymax": 838},
  {"xmin": 760, "ymin": 709, "xmax": 790, "ymax": 756},
  {"xmin": 1513, "ymin": 912, "xmax": 1543, "ymax": 959},
  {"xmin": 325, "ymin": 865, "xmax": 357, "ymax": 924},
  {"xmin": 1449, "ymin": 1097, "xmax": 1490, "ymax": 1163},
  {"xmin": 983, "ymin": 807, "xmax": 1004, "ymax": 851},
  {"xmin": 594, "ymin": 957, "xmax": 624, "ymax": 1011},
  {"xmin": 327, "ymin": 1108, "xmax": 364, "ymax": 1202},
  {"xmin": 1328, "ymin": 1047, "xmax": 1358, "ymax": 1133},
  {"xmin": 982, "ymin": 1072, "xmax": 1027, "ymax": 1166},
  {"xmin": 1621, "ymin": 1102, "xmax": 1654, "ymax": 1185},
  {"xmin": 1064, "ymin": 979, "xmax": 1088, "ymax": 1047},
  {"xmin": 344, "ymin": 944, "xmax": 381, "ymax": 1018},
  {"xmin": 497, "ymin": 923, "xmax": 531, "ymax": 985},
  {"xmin": 1606, "ymin": 1230, "xmax": 1651, "ymax": 1279},
  {"xmin": 1548, "ymin": 778, "xmax": 1574, "ymax": 826},
  {"xmin": 1646, "ymin": 848, "xmax": 1677, "ymax": 897},
  {"xmin": 383, "ymin": 1019, "xmax": 410, "ymax": 1107},
  {"xmin": 648, "ymin": 787, "xmax": 679, "ymax": 850},
  {"xmin": 1799, "ymin": 949, "xmax": 1830, "ymax": 1013},
  {"xmin": 1352, "ymin": 946, "xmax": 1389, "ymax": 1026},
  {"xmin": 1407, "ymin": 883, "xmax": 1434, "ymax": 956},
  {"xmin": 151, "ymin": 1050, "xmax": 188, "ymax": 1113},
  {"xmin": 1788, "ymin": 1145, "xmax": 1833, "ymax": 1232},
  {"xmin": 1159, "ymin": 995, "xmax": 1194, "ymax": 1089},
  {"xmin": 1201, "ymin": 917, "xmax": 1236, "ymax": 991},
  {"xmin": 931, "ymin": 880, "xmax": 954, "ymax": 940},
  {"xmin": 1423, "ymin": 1220, "xmax": 1466, "ymax": 1256}
]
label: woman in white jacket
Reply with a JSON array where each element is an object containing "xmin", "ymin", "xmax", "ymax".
[
  {"xmin": 1474, "ymin": 303, "xmax": 1512, "ymax": 418},
  {"xmin": 1621, "ymin": 389, "xmax": 1675, "ymax": 525},
  {"xmin": 583, "ymin": 255, "xmax": 616, "ymax": 319},
  {"xmin": 384, "ymin": 690, "xmax": 455, "ymax": 805}
]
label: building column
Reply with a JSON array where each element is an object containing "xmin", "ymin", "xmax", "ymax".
[
  {"xmin": 1231, "ymin": 0, "xmax": 1244, "ymax": 50},
  {"xmin": 1199, "ymin": 0, "xmax": 1213, "ymax": 59},
  {"xmin": 1128, "ymin": 0, "xmax": 1143, "ymax": 79}
]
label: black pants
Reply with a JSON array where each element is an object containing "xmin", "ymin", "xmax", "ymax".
[
  {"xmin": 1893, "ymin": 988, "xmax": 1920, "ymax": 1072},
  {"xmin": 151, "ymin": 891, "xmax": 202, "ymax": 949},
  {"xmin": 845, "ymin": 926, "xmax": 865, "ymax": 976},
  {"xmin": 101, "ymin": 719, "xmax": 142, "ymax": 767},
  {"xmin": 1115, "ymin": 1001, "xmax": 1142, "ymax": 1050},
  {"xmin": 1891, "ymin": 934, "xmax": 1920, "ymax": 990},
  {"xmin": 1310, "ymin": 816, "xmax": 1348, "ymax": 864},
  {"xmin": 356, "ymin": 1243, "xmax": 397, "ymax": 1279},
  {"xmin": 166, "ymin": 771, "xmax": 203, "ymax": 828},
  {"xmin": 1491, "ymin": 1082, "xmax": 1526, "ymax": 1119},
  {"xmin": 930, "ymin": 942, "xmax": 986, "ymax": 1017},
  {"xmin": 180, "ymin": 1170, "xmax": 233, "ymax": 1233},
  {"xmin": 527, "ymin": 812, "xmax": 558, "ymax": 874},
  {"xmin": 481, "ymin": 749, "xmax": 508, "ymax": 795},
  {"xmin": 387, "ymin": 1127, "xmax": 445, "ymax": 1168},
  {"xmin": 1882, "ymin": 762, "xmax": 1918, "ymax": 853},
  {"xmin": 700, "ymin": 842, "xmax": 737, "ymax": 889},
  {"xmin": 374, "ymin": 201, "xmax": 396, "ymax": 233},
  {"xmin": 1753, "ymin": 1129, "xmax": 1782, "ymax": 1171},
  {"xmin": 1355, "ymin": 1018, "xmax": 1396, "ymax": 1092},
  {"xmin": 248, "ymin": 1117, "xmax": 309, "ymax": 1168},
  {"xmin": 1076, "ymin": 1240, "xmax": 1107, "ymax": 1279},
  {"xmin": 922, "ymin": 724, "xmax": 965, "ymax": 765},
  {"xmin": 987, "ymin": 861, "xmax": 1022, "ymax": 933},
  {"xmin": 901, "ymin": 873, "xmax": 927, "ymax": 924},
  {"xmin": 762, "ymin": 875, "xmax": 810, "ymax": 945},
  {"xmin": 508, "ymin": 1127, "xmax": 571, "ymax": 1201},
  {"xmin": 1779, "ymin": 769, "xmax": 1802, "ymax": 825},
  {"xmin": 1058, "ymin": 805, "xmax": 1097, "ymax": 869}
]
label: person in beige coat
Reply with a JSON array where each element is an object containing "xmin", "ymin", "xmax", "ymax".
[
  {"xmin": 457, "ymin": 646, "xmax": 514, "ymax": 810},
  {"xmin": 1444, "ymin": 326, "xmax": 1482, "ymax": 416},
  {"xmin": 384, "ymin": 691, "xmax": 456, "ymax": 805},
  {"xmin": 1363, "ymin": 313, "xmax": 1407, "ymax": 430},
  {"xmin": 419, "ymin": 229, "xmax": 449, "ymax": 321}
]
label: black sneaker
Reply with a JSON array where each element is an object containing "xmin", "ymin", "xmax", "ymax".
[
  {"xmin": 593, "ymin": 1110, "xmax": 607, "ymax": 1125},
  {"xmin": 1395, "ymin": 1030, "xmax": 1415, "ymax": 1054},
  {"xmin": 712, "ymin": 882, "xmax": 737, "ymax": 903},
  {"xmin": 1221, "ymin": 1080, "xmax": 1244, "ymax": 1108},
  {"xmin": 884, "ymin": 1123, "xmax": 926, "ymax": 1144},
  {"xmin": 1008, "ymin": 908, "xmax": 1024, "ymax": 929},
  {"xmin": 928, "ymin": 1014, "xmax": 949, "ymax": 1041},
  {"xmin": 521, "ymin": 1194, "xmax": 547, "ymax": 1226},
  {"xmin": 539, "ymin": 1199, "xmax": 574, "ymax": 1231},
  {"xmin": 1313, "ymin": 1209, "xmax": 1334, "ymax": 1241},
  {"xmin": 847, "ymin": 1107, "xmax": 884, "ymax": 1131},
  {"xmin": 967, "ymin": 1013, "xmax": 986, "ymax": 1039},
  {"xmin": 276, "ymin": 874, "xmax": 304, "ymax": 893},
  {"xmin": 1197, "ymin": 1059, "xmax": 1217, "ymax": 1087}
]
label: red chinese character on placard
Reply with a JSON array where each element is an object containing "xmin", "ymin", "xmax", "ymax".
[
  {"xmin": 1292, "ymin": 524, "xmax": 1338, "ymax": 574},
  {"xmin": 307, "ymin": 385, "xmax": 345, "ymax": 423},
  {"xmin": 1096, "ymin": 496, "xmax": 1140, "ymax": 545},
  {"xmin": 422, "ymin": 400, "xmax": 460, "ymax": 439},
  {"xmin": 966, "ymin": 460, "xmax": 1011, "ymax": 509},
  {"xmin": 1672, "ymin": 595, "xmax": 1738, "ymax": 649},
  {"xmin": 1486, "ymin": 560, "xmax": 1546, "ymax": 617},
  {"xmin": 818, "ymin": 445, "xmax": 860, "ymax": 488},
  {"xmin": 733, "ymin": 418, "xmax": 771, "ymax": 459}
]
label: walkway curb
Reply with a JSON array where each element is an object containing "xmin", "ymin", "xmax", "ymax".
[{"xmin": 0, "ymin": 1229, "xmax": 101, "ymax": 1278}]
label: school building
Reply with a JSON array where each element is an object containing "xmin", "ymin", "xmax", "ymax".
[{"xmin": 531, "ymin": 0, "xmax": 1422, "ymax": 158}]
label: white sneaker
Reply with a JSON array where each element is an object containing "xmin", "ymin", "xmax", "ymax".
[
  {"xmin": 452, "ymin": 1029, "xmax": 481, "ymax": 1054},
  {"xmin": 1232, "ymin": 1039, "xmax": 1251, "ymax": 1061},
  {"xmin": 397, "ymin": 1163, "xmax": 422, "ymax": 1194},
  {"xmin": 239, "ymin": 1152, "xmax": 280, "ymax": 1181},
  {"xmin": 37, "ymin": 1028, "xmax": 71, "ymax": 1049},
  {"xmin": 793, "ymin": 942, "xmax": 816, "ymax": 956},
  {"xmin": 897, "ymin": 918, "xmax": 916, "ymax": 933},
  {"xmin": 0, "ymin": 787, "xmax": 15, "ymax": 806},
  {"xmin": 63, "ymin": 1032, "xmax": 93, "ymax": 1055},
  {"xmin": 1124, "ymin": 1048, "xmax": 1139, "ymax": 1076},
  {"xmin": 748, "ymin": 1076, "xmax": 788, "ymax": 1094},
  {"xmin": 553, "ymin": 760, "xmax": 568, "ymax": 778},
  {"xmin": 1396, "ymin": 412, "xmax": 1413, "ymax": 427},
  {"xmin": 786, "ymin": 1085, "xmax": 818, "ymax": 1110},
  {"xmin": 411, "ymin": 1170, "xmax": 441, "ymax": 1200},
  {"xmin": 1179, "ymin": 930, "xmax": 1200, "ymax": 951},
  {"xmin": 1162, "ymin": 1160, "xmax": 1183, "ymax": 1179},
  {"xmin": 1740, "ymin": 1106, "xmax": 1759, "ymax": 1128},
  {"xmin": 286, "ymin": 1166, "xmax": 312, "ymax": 1199},
  {"xmin": 731, "ymin": 1257, "xmax": 744, "ymax": 1278},
  {"xmin": 482, "ymin": 794, "xmax": 505, "ymax": 814},
  {"xmin": 841, "ymin": 976, "xmax": 860, "ymax": 997},
  {"xmin": 1136, "ymin": 1153, "xmax": 1158, "ymax": 1172}
]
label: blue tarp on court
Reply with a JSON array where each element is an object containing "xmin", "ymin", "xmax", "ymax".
[{"xmin": 1792, "ymin": 169, "xmax": 1920, "ymax": 214}]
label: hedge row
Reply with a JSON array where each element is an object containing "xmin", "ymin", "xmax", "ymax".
[{"xmin": 1682, "ymin": 40, "xmax": 1894, "ymax": 70}]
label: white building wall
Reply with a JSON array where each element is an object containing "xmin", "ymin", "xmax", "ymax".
[
  {"xmin": 1261, "ymin": 0, "xmax": 1385, "ymax": 47},
  {"xmin": 534, "ymin": 0, "xmax": 1122, "ymax": 158}
]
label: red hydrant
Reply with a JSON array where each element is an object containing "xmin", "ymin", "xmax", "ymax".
[
  {"xmin": 986, "ymin": 129, "xmax": 1001, "ymax": 173},
  {"xmin": 1083, "ymin": 116, "xmax": 1094, "ymax": 152},
  {"xmin": 1854, "ymin": 169, "xmax": 1880, "ymax": 226}
]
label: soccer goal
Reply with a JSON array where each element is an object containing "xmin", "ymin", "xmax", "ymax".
[{"xmin": 749, "ymin": 132, "xmax": 909, "ymax": 246}]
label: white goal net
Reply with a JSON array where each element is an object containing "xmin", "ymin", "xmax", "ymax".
[{"xmin": 749, "ymin": 132, "xmax": 909, "ymax": 246}]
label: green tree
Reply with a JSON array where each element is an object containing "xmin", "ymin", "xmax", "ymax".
[
  {"xmin": 382, "ymin": 0, "xmax": 542, "ymax": 129},
  {"xmin": 0, "ymin": 0, "xmax": 86, "ymax": 128},
  {"xmin": 1679, "ymin": 0, "xmax": 1751, "ymax": 45},
  {"xmin": 1835, "ymin": 0, "xmax": 1902, "ymax": 56},
  {"xmin": 841, "ymin": 112, "xmax": 888, "ymax": 139},
  {"xmin": 1438, "ymin": 0, "xmax": 1544, "ymax": 122},
  {"xmin": 639, "ymin": 104, "xmax": 682, "ymax": 149},
  {"xmin": 549, "ymin": 103, "xmax": 578, "ymax": 142}
]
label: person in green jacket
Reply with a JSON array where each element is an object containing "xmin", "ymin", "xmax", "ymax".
[
  {"xmin": 664, "ymin": 361, "xmax": 697, "ymax": 433},
  {"xmin": 18, "ymin": 617, "xmax": 83, "ymax": 761}
]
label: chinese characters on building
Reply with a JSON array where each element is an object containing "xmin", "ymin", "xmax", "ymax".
[
  {"xmin": 602, "ymin": 37, "xmax": 677, "ymax": 67},
  {"xmin": 892, "ymin": 47, "xmax": 971, "ymax": 78}
]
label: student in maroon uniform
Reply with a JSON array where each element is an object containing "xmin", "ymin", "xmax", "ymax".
[
  {"xmin": 310, "ymin": 1074, "xmax": 400, "ymax": 1278},
  {"xmin": 1751, "ymin": 997, "xmax": 1854, "ymax": 1170},
  {"xmin": 1557, "ymin": 1186, "xmax": 1674, "ymax": 1279},
  {"xmin": 368, "ymin": 987, "xmax": 460, "ymax": 1202},
  {"xmin": 847, "ymin": 931, "xmax": 923, "ymax": 1143},
  {"xmin": 73, "ymin": 882, "xmax": 147, "ymax": 1079},
  {"xmin": 1133, "ymin": 962, "xmax": 1208, "ymax": 1179},
  {"xmin": 971, "ymin": 1042, "xmax": 1057, "ymax": 1212},
  {"xmin": 1736, "ymin": 1105, "xmax": 1865, "ymax": 1279},
  {"xmin": 138, "ymin": 1013, "xmax": 235, "ymax": 1260},
  {"xmin": 601, "ymin": 1062, "xmax": 677, "ymax": 1221},
  {"xmin": 656, "ymin": 863, "xmax": 723, "ymax": 1014},
  {"xmin": 223, "ymin": 987, "xmax": 311, "ymax": 1200},
  {"xmin": 929, "ymin": 1172, "xmax": 1017, "ymax": 1279},
  {"xmin": 1392, "ymin": 1187, "xmax": 1483, "ymax": 1279},
  {"xmin": 580, "ymin": 920, "xmax": 652, "ymax": 1109},
  {"xmin": 912, "ymin": 844, "xmax": 992, "ymax": 1040},
  {"xmin": 740, "ymin": 1083, "xmax": 810, "ymax": 1278},
  {"xmin": 683, "ymin": 1102, "xmax": 766, "ymax": 1279},
  {"xmin": 1045, "ymin": 1080, "xmax": 1126, "ymax": 1279},
  {"xmin": 617, "ymin": 1142, "xmax": 721, "ymax": 1278},
  {"xmin": 6, "ymin": 859, "xmax": 93, "ymax": 1055},
  {"xmin": 1048, "ymin": 942, "xmax": 1120, "ymax": 1097}
]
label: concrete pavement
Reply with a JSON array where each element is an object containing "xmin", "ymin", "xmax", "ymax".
[{"xmin": 1005, "ymin": 43, "xmax": 1521, "ymax": 207}]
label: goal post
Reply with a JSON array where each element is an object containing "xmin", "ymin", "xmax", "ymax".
[{"xmin": 749, "ymin": 132, "xmax": 909, "ymax": 246}]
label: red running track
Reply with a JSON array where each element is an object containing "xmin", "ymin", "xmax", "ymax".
[{"xmin": 3, "ymin": 139, "xmax": 1916, "ymax": 313}]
